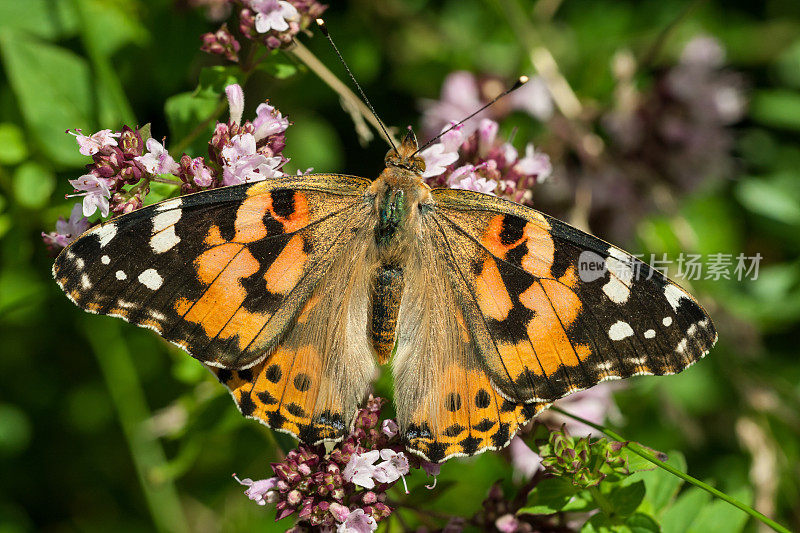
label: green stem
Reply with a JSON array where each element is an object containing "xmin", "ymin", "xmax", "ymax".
[
  {"xmin": 551, "ymin": 407, "xmax": 791, "ymax": 533},
  {"xmin": 82, "ymin": 318, "xmax": 188, "ymax": 533}
]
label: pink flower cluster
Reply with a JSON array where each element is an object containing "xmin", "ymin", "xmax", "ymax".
[
  {"xmin": 201, "ymin": 0, "xmax": 328, "ymax": 60},
  {"xmin": 420, "ymin": 119, "xmax": 552, "ymax": 204},
  {"xmin": 43, "ymin": 84, "xmax": 290, "ymax": 253},
  {"xmin": 234, "ymin": 397, "xmax": 439, "ymax": 531}
]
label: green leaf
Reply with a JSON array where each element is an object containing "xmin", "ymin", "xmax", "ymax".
[
  {"xmin": 607, "ymin": 480, "xmax": 646, "ymax": 517},
  {"xmin": 12, "ymin": 161, "xmax": 55, "ymax": 209},
  {"xmin": 0, "ymin": 122, "xmax": 29, "ymax": 165},
  {"xmin": 750, "ymin": 89, "xmax": 800, "ymax": 131},
  {"xmin": 0, "ymin": 31, "xmax": 93, "ymax": 166},
  {"xmin": 73, "ymin": 0, "xmax": 147, "ymax": 58},
  {"xmin": 519, "ymin": 477, "xmax": 579, "ymax": 515},
  {"xmin": 144, "ymin": 182, "xmax": 181, "ymax": 206},
  {"xmin": 257, "ymin": 56, "xmax": 299, "ymax": 79},
  {"xmin": 688, "ymin": 487, "xmax": 752, "ymax": 533},
  {"xmin": 736, "ymin": 176, "xmax": 800, "ymax": 225},
  {"xmin": 0, "ymin": 0, "xmax": 78, "ymax": 40},
  {"xmin": 164, "ymin": 91, "xmax": 221, "ymax": 156},
  {"xmin": 581, "ymin": 512, "xmax": 622, "ymax": 533},
  {"xmin": 627, "ymin": 450, "xmax": 686, "ymax": 514},
  {"xmin": 625, "ymin": 513, "xmax": 660, "ymax": 533},
  {"xmin": 660, "ymin": 488, "xmax": 710, "ymax": 533},
  {"xmin": 197, "ymin": 66, "xmax": 245, "ymax": 98}
]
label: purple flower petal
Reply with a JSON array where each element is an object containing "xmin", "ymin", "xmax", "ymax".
[
  {"xmin": 337, "ymin": 508, "xmax": 377, "ymax": 533},
  {"xmin": 226, "ymin": 84, "xmax": 245, "ymax": 126}
]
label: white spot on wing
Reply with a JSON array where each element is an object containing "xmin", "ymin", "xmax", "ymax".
[
  {"xmin": 596, "ymin": 361, "xmax": 614, "ymax": 371},
  {"xmin": 664, "ymin": 284, "xmax": 688, "ymax": 311},
  {"xmin": 676, "ymin": 338, "xmax": 688, "ymax": 354},
  {"xmin": 116, "ymin": 270, "xmax": 127, "ymax": 280},
  {"xmin": 644, "ymin": 329, "xmax": 656, "ymax": 339},
  {"xmin": 150, "ymin": 226, "xmax": 180, "ymax": 253},
  {"xmin": 662, "ymin": 316, "xmax": 673, "ymax": 327},
  {"xmin": 101, "ymin": 255, "xmax": 110, "ymax": 265},
  {"xmin": 138, "ymin": 268, "xmax": 163, "ymax": 290},
  {"xmin": 152, "ymin": 209, "xmax": 182, "ymax": 232},
  {"xmin": 608, "ymin": 247, "xmax": 630, "ymax": 262},
  {"xmin": 91, "ymin": 223, "xmax": 117, "ymax": 248},
  {"xmin": 156, "ymin": 198, "xmax": 183, "ymax": 212},
  {"xmin": 602, "ymin": 277, "xmax": 630, "ymax": 304},
  {"xmin": 75, "ymin": 257, "xmax": 85, "ymax": 269},
  {"xmin": 80, "ymin": 273, "xmax": 92, "ymax": 290},
  {"xmin": 608, "ymin": 320, "xmax": 634, "ymax": 341},
  {"xmin": 629, "ymin": 356, "xmax": 647, "ymax": 365}
]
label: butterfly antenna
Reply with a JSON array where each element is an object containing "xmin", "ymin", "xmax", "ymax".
[
  {"xmin": 315, "ymin": 19, "xmax": 398, "ymax": 153},
  {"xmin": 412, "ymin": 76, "xmax": 529, "ymax": 156}
]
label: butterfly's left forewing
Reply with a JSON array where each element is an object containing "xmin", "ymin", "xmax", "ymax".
[{"xmin": 54, "ymin": 174, "xmax": 378, "ymax": 442}]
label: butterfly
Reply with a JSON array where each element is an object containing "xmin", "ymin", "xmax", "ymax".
[{"xmin": 53, "ymin": 129, "xmax": 716, "ymax": 463}]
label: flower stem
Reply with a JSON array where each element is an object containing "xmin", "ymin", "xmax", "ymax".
[
  {"xmin": 551, "ymin": 407, "xmax": 791, "ymax": 533},
  {"xmin": 288, "ymin": 40, "xmax": 398, "ymax": 147},
  {"xmin": 82, "ymin": 318, "xmax": 188, "ymax": 533}
]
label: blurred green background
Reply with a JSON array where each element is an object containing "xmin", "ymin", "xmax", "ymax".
[{"xmin": 1, "ymin": 0, "xmax": 799, "ymax": 531}]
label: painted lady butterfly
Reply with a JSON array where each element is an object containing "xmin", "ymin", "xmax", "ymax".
[{"xmin": 53, "ymin": 129, "xmax": 716, "ymax": 463}]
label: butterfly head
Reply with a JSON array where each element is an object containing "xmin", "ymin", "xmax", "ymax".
[{"xmin": 384, "ymin": 128, "xmax": 426, "ymax": 175}]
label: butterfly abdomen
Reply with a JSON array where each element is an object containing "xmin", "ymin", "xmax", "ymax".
[{"xmin": 370, "ymin": 265, "xmax": 404, "ymax": 364}]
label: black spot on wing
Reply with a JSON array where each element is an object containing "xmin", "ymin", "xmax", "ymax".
[
  {"xmin": 484, "ymin": 260, "xmax": 537, "ymax": 344},
  {"xmin": 267, "ymin": 410, "xmax": 286, "ymax": 430},
  {"xmin": 237, "ymin": 369, "xmax": 253, "ymax": 382},
  {"xmin": 475, "ymin": 389, "xmax": 491, "ymax": 409},
  {"xmin": 286, "ymin": 403, "xmax": 306, "ymax": 417},
  {"xmin": 265, "ymin": 364, "xmax": 282, "ymax": 383},
  {"xmin": 293, "ymin": 373, "xmax": 311, "ymax": 392},
  {"xmin": 505, "ymin": 241, "xmax": 528, "ymax": 267},
  {"xmin": 239, "ymin": 391, "xmax": 256, "ymax": 416},
  {"xmin": 443, "ymin": 424, "xmax": 466, "ymax": 437},
  {"xmin": 216, "ymin": 368, "xmax": 232, "ymax": 384},
  {"xmin": 472, "ymin": 419, "xmax": 496, "ymax": 432},
  {"xmin": 491, "ymin": 423, "xmax": 511, "ymax": 448},
  {"xmin": 459, "ymin": 435, "xmax": 480, "ymax": 455},
  {"xmin": 270, "ymin": 188, "xmax": 296, "ymax": 219},
  {"xmin": 446, "ymin": 393, "xmax": 462, "ymax": 412},
  {"xmin": 257, "ymin": 390, "xmax": 278, "ymax": 405},
  {"xmin": 425, "ymin": 441, "xmax": 446, "ymax": 463},
  {"xmin": 217, "ymin": 211, "xmax": 237, "ymax": 242},
  {"xmin": 499, "ymin": 215, "xmax": 526, "ymax": 246}
]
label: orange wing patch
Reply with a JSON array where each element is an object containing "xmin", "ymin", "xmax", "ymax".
[
  {"xmin": 208, "ymin": 342, "xmax": 348, "ymax": 443},
  {"xmin": 404, "ymin": 360, "xmax": 548, "ymax": 462}
]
